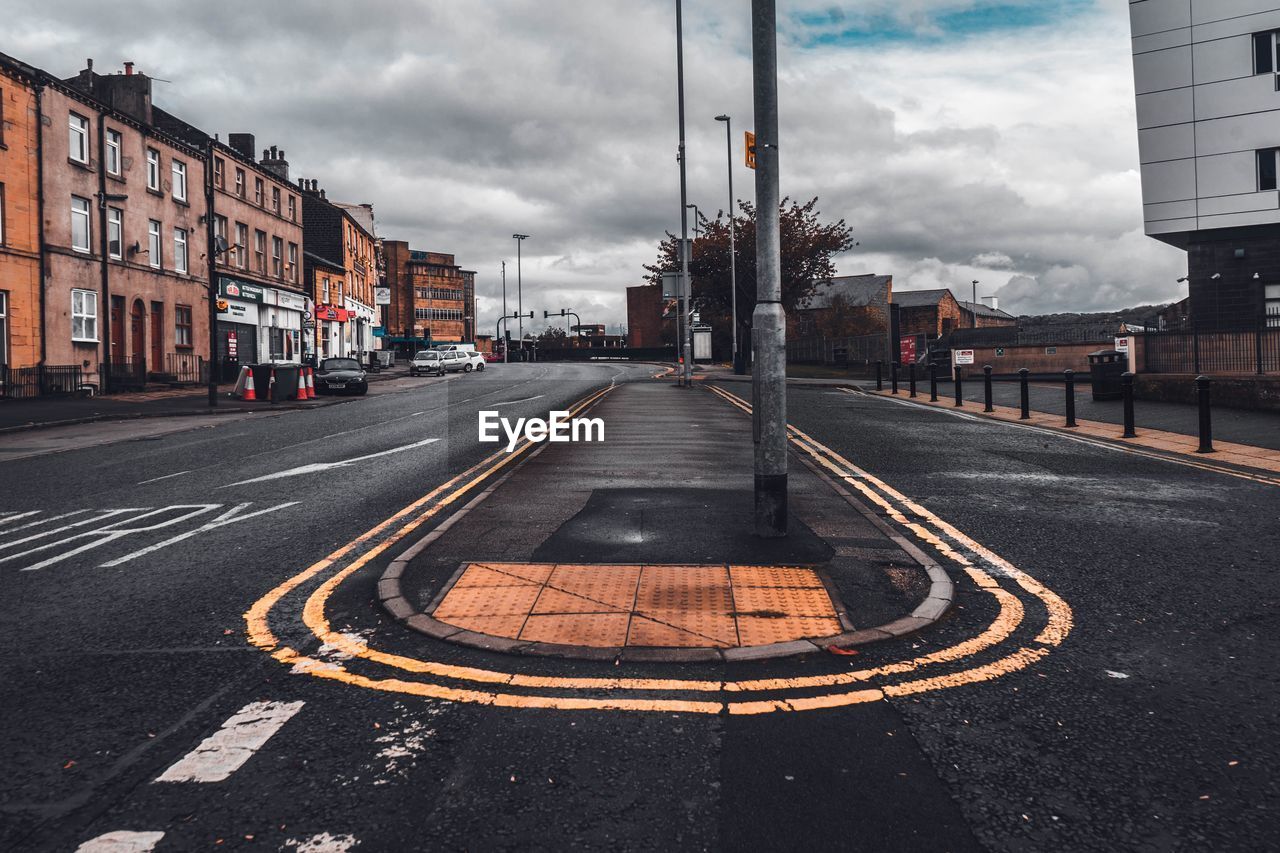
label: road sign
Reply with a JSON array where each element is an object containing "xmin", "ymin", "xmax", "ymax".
[
  {"xmin": 1114, "ymin": 336, "xmax": 1130, "ymax": 354},
  {"xmin": 953, "ymin": 349, "xmax": 975, "ymax": 366},
  {"xmin": 745, "ymin": 131, "xmax": 756, "ymax": 170},
  {"xmin": 899, "ymin": 337, "xmax": 916, "ymax": 364},
  {"xmin": 692, "ymin": 324, "xmax": 712, "ymax": 361},
  {"xmin": 661, "ymin": 271, "xmax": 682, "ymax": 300}
]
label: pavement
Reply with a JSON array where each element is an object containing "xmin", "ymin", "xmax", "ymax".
[{"xmin": 3, "ymin": 361, "xmax": 1279, "ymax": 851}]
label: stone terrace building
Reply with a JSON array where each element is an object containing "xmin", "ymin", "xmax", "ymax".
[
  {"xmin": 56, "ymin": 61, "xmax": 210, "ymax": 391},
  {"xmin": 299, "ymin": 182, "xmax": 378, "ymax": 359},
  {"xmin": 382, "ymin": 241, "xmax": 474, "ymax": 352},
  {"xmin": 0, "ymin": 56, "xmax": 41, "ymax": 388}
]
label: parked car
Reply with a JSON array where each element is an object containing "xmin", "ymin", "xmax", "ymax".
[
  {"xmin": 461, "ymin": 351, "xmax": 485, "ymax": 372},
  {"xmin": 482, "ymin": 351, "xmax": 501, "ymax": 363},
  {"xmin": 440, "ymin": 350, "xmax": 470, "ymax": 373},
  {"xmin": 314, "ymin": 357, "xmax": 368, "ymax": 395},
  {"xmin": 409, "ymin": 350, "xmax": 446, "ymax": 377}
]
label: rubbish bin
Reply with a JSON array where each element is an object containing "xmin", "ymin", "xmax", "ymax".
[
  {"xmin": 1087, "ymin": 350, "xmax": 1127, "ymax": 401},
  {"xmin": 249, "ymin": 363, "xmax": 302, "ymax": 402}
]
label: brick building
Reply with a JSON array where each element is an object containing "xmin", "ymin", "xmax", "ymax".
[
  {"xmin": 958, "ymin": 297, "xmax": 1017, "ymax": 329},
  {"xmin": 0, "ymin": 57, "xmax": 41, "ymax": 385},
  {"xmin": 382, "ymin": 241, "xmax": 475, "ymax": 352},
  {"xmin": 893, "ymin": 289, "xmax": 965, "ymax": 339},
  {"xmin": 53, "ymin": 61, "xmax": 210, "ymax": 391},
  {"xmin": 795, "ymin": 274, "xmax": 892, "ymax": 337},
  {"xmin": 626, "ymin": 283, "xmax": 668, "ymax": 347},
  {"xmin": 299, "ymin": 181, "xmax": 378, "ymax": 359}
]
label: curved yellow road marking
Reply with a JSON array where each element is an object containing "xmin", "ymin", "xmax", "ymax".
[{"xmin": 246, "ymin": 381, "xmax": 1072, "ymax": 714}]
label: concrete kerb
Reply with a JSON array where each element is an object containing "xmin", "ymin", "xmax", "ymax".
[{"xmin": 376, "ymin": 379, "xmax": 958, "ymax": 664}]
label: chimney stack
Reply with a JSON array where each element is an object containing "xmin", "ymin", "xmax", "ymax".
[
  {"xmin": 124, "ymin": 61, "xmax": 134, "ymax": 76},
  {"xmin": 260, "ymin": 145, "xmax": 290, "ymax": 181},
  {"xmin": 228, "ymin": 133, "xmax": 256, "ymax": 161},
  {"xmin": 981, "ymin": 296, "xmax": 999, "ymax": 312}
]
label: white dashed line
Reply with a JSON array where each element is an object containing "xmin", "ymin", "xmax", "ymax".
[
  {"xmin": 154, "ymin": 700, "xmax": 304, "ymax": 783},
  {"xmin": 137, "ymin": 470, "xmax": 192, "ymax": 485},
  {"xmin": 284, "ymin": 832, "xmax": 360, "ymax": 852},
  {"xmin": 224, "ymin": 437, "xmax": 441, "ymax": 486},
  {"xmin": 76, "ymin": 830, "xmax": 165, "ymax": 852}
]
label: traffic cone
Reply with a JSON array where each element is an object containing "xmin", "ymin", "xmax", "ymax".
[
  {"xmin": 296, "ymin": 368, "xmax": 308, "ymax": 400},
  {"xmin": 267, "ymin": 367, "xmax": 277, "ymax": 403},
  {"xmin": 241, "ymin": 367, "xmax": 257, "ymax": 402},
  {"xmin": 306, "ymin": 367, "xmax": 316, "ymax": 399}
]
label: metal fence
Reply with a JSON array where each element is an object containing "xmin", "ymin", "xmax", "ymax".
[
  {"xmin": 534, "ymin": 346, "xmax": 674, "ymax": 362},
  {"xmin": 0, "ymin": 365, "xmax": 90, "ymax": 399},
  {"xmin": 101, "ymin": 358, "xmax": 147, "ymax": 391},
  {"xmin": 1141, "ymin": 327, "xmax": 1280, "ymax": 375},
  {"xmin": 942, "ymin": 324, "xmax": 1117, "ymax": 349},
  {"xmin": 787, "ymin": 333, "xmax": 891, "ymax": 367},
  {"xmin": 162, "ymin": 352, "xmax": 207, "ymax": 384}
]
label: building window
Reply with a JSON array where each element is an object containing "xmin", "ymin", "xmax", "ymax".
[
  {"xmin": 69, "ymin": 113, "xmax": 89, "ymax": 163},
  {"xmin": 272, "ymin": 236, "xmax": 283, "ymax": 278},
  {"xmin": 0, "ymin": 91, "xmax": 5, "ymax": 147},
  {"xmin": 146, "ymin": 148, "xmax": 161, "ymax": 191},
  {"xmin": 0, "ymin": 290, "xmax": 7, "ymax": 368},
  {"xmin": 322, "ymin": 277, "xmax": 330, "ymax": 303},
  {"xmin": 172, "ymin": 160, "xmax": 187, "ymax": 201},
  {"xmin": 235, "ymin": 222, "xmax": 248, "ymax": 269},
  {"xmin": 175, "ymin": 304, "xmax": 193, "ymax": 348},
  {"xmin": 234, "ymin": 167, "xmax": 245, "ymax": 198},
  {"xmin": 71, "ymin": 196, "xmax": 92, "ymax": 253},
  {"xmin": 287, "ymin": 195, "xmax": 297, "ymax": 222},
  {"xmin": 105, "ymin": 129, "xmax": 122, "ymax": 176},
  {"xmin": 272, "ymin": 186, "xmax": 280, "ymax": 214},
  {"xmin": 414, "ymin": 307, "xmax": 464, "ymax": 321},
  {"xmin": 174, "ymin": 228, "xmax": 188, "ymax": 273},
  {"xmin": 254, "ymin": 229, "xmax": 266, "ymax": 273},
  {"xmin": 288, "ymin": 242, "xmax": 298, "ymax": 283},
  {"xmin": 214, "ymin": 157, "xmax": 225, "ymax": 189},
  {"xmin": 148, "ymin": 219, "xmax": 162, "ymax": 268},
  {"xmin": 0, "ymin": 182, "xmax": 5, "ymax": 245},
  {"xmin": 1254, "ymin": 30, "xmax": 1280, "ymax": 79},
  {"xmin": 214, "ymin": 215, "xmax": 228, "ymax": 255},
  {"xmin": 254, "ymin": 177, "xmax": 264, "ymax": 206},
  {"xmin": 1259, "ymin": 148, "xmax": 1280, "ymax": 191},
  {"xmin": 71, "ymin": 289, "xmax": 98, "ymax": 342},
  {"xmin": 1266, "ymin": 284, "xmax": 1280, "ymax": 328},
  {"xmin": 107, "ymin": 207, "xmax": 123, "ymax": 259}
]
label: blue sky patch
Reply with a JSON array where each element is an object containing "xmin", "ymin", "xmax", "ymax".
[{"xmin": 794, "ymin": 1, "xmax": 1096, "ymax": 48}]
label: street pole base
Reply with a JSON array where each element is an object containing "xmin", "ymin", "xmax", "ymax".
[{"xmin": 754, "ymin": 473, "xmax": 788, "ymax": 538}]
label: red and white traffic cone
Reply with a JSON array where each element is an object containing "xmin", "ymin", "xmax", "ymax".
[
  {"xmin": 267, "ymin": 367, "xmax": 277, "ymax": 403},
  {"xmin": 296, "ymin": 368, "xmax": 308, "ymax": 400},
  {"xmin": 240, "ymin": 366, "xmax": 257, "ymax": 402},
  {"xmin": 306, "ymin": 367, "xmax": 316, "ymax": 399}
]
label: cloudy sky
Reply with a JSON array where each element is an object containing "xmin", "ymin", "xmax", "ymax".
[{"xmin": 5, "ymin": 0, "xmax": 1187, "ymax": 332}]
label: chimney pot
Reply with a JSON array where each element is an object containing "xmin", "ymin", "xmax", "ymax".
[{"xmin": 124, "ymin": 61, "xmax": 134, "ymax": 76}]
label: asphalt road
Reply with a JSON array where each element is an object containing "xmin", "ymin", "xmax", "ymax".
[{"xmin": 3, "ymin": 365, "xmax": 1276, "ymax": 851}]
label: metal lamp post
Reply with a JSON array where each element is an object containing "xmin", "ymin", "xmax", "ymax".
[
  {"xmin": 714, "ymin": 114, "xmax": 740, "ymax": 373},
  {"xmin": 513, "ymin": 234, "xmax": 528, "ymax": 355},
  {"xmin": 674, "ymin": 0, "xmax": 692, "ymax": 387},
  {"xmin": 686, "ymin": 203, "xmax": 701, "ymax": 239},
  {"xmin": 501, "ymin": 260, "xmax": 508, "ymax": 362},
  {"xmin": 971, "ymin": 279, "xmax": 979, "ymax": 328},
  {"xmin": 752, "ymin": 0, "xmax": 786, "ymax": 536}
]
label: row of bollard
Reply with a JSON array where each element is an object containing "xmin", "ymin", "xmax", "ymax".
[{"xmin": 876, "ymin": 361, "xmax": 1216, "ymax": 454}]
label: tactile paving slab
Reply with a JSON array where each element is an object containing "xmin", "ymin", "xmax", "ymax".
[{"xmin": 430, "ymin": 563, "xmax": 843, "ymax": 650}]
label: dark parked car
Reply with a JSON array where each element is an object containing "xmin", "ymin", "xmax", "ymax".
[
  {"xmin": 315, "ymin": 357, "xmax": 368, "ymax": 395},
  {"xmin": 410, "ymin": 350, "xmax": 446, "ymax": 377}
]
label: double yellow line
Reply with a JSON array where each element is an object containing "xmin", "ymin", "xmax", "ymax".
[{"xmin": 242, "ymin": 380, "xmax": 1072, "ymax": 715}]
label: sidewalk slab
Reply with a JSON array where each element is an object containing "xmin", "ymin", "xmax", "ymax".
[{"xmin": 387, "ymin": 382, "xmax": 946, "ymax": 661}]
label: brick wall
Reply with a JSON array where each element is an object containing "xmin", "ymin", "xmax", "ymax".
[
  {"xmin": 627, "ymin": 284, "xmax": 664, "ymax": 347},
  {"xmin": 0, "ymin": 65, "xmax": 41, "ymax": 369}
]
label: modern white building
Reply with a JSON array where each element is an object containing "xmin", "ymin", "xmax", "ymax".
[{"xmin": 1130, "ymin": 0, "xmax": 1280, "ymax": 330}]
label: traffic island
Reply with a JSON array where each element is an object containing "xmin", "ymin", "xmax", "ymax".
[{"xmin": 380, "ymin": 382, "xmax": 953, "ymax": 662}]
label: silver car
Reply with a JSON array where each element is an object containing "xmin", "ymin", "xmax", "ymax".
[{"xmin": 409, "ymin": 350, "xmax": 445, "ymax": 377}]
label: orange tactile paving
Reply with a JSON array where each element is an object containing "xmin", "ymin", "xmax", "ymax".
[{"xmin": 430, "ymin": 563, "xmax": 844, "ymax": 649}]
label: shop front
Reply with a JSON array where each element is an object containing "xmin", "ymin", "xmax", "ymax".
[
  {"xmin": 314, "ymin": 303, "xmax": 353, "ymax": 359},
  {"xmin": 216, "ymin": 277, "xmax": 311, "ymax": 378}
]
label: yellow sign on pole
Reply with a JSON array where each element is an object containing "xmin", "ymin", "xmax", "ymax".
[{"xmin": 745, "ymin": 130, "xmax": 756, "ymax": 170}]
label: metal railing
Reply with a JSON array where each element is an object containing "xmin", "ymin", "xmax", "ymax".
[
  {"xmin": 787, "ymin": 333, "xmax": 890, "ymax": 367},
  {"xmin": 161, "ymin": 352, "xmax": 207, "ymax": 384},
  {"xmin": 0, "ymin": 365, "xmax": 91, "ymax": 399},
  {"xmin": 1141, "ymin": 325, "xmax": 1280, "ymax": 375},
  {"xmin": 102, "ymin": 358, "xmax": 147, "ymax": 391}
]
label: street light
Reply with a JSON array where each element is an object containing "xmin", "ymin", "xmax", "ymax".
[
  {"xmin": 513, "ymin": 234, "xmax": 529, "ymax": 348},
  {"xmin": 674, "ymin": 0, "xmax": 692, "ymax": 387},
  {"xmin": 715, "ymin": 114, "xmax": 740, "ymax": 373},
  {"xmin": 971, "ymin": 279, "xmax": 979, "ymax": 328}
]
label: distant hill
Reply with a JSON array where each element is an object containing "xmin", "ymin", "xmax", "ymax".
[{"xmin": 1016, "ymin": 303, "xmax": 1172, "ymax": 327}]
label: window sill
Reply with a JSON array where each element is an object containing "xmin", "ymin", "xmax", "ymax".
[
  {"xmin": 146, "ymin": 187, "xmax": 165, "ymax": 198},
  {"xmin": 175, "ymin": 345, "xmax": 194, "ymax": 351},
  {"xmin": 107, "ymin": 173, "xmax": 126, "ymax": 185},
  {"xmin": 67, "ymin": 157, "xmax": 94, "ymax": 172},
  {"xmin": 71, "ymin": 338, "xmax": 100, "ymax": 345},
  {"xmin": 173, "ymin": 197, "xmax": 190, "ymax": 208}
]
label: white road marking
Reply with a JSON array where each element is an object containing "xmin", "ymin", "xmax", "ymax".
[
  {"xmin": 100, "ymin": 502, "xmax": 300, "ymax": 567},
  {"xmin": 154, "ymin": 700, "xmax": 305, "ymax": 783},
  {"xmin": 283, "ymin": 832, "xmax": 360, "ymax": 852},
  {"xmin": 0, "ymin": 511, "xmax": 41, "ymax": 526},
  {"xmin": 410, "ymin": 411, "xmax": 426, "ymax": 416},
  {"xmin": 137, "ymin": 470, "xmax": 192, "ymax": 485},
  {"xmin": 0, "ymin": 508, "xmax": 150, "ymax": 552},
  {"xmin": 9, "ymin": 506, "xmax": 220, "ymax": 572},
  {"xmin": 224, "ymin": 437, "xmax": 442, "ymax": 486},
  {"xmin": 76, "ymin": 830, "xmax": 165, "ymax": 852},
  {"xmin": 0, "ymin": 508, "xmax": 93, "ymax": 534},
  {"xmin": 491, "ymin": 394, "xmax": 544, "ymax": 406}
]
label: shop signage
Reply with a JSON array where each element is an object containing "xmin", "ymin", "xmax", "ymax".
[
  {"xmin": 373, "ymin": 327, "xmax": 387, "ymax": 338},
  {"xmin": 375, "ymin": 287, "xmax": 391, "ymax": 305},
  {"xmin": 217, "ymin": 301, "xmax": 252, "ymax": 322},
  {"xmin": 227, "ymin": 331, "xmax": 238, "ymax": 358},
  {"xmin": 899, "ymin": 337, "xmax": 917, "ymax": 364},
  {"xmin": 315, "ymin": 304, "xmax": 353, "ymax": 322},
  {"xmin": 219, "ymin": 278, "xmax": 265, "ymax": 303}
]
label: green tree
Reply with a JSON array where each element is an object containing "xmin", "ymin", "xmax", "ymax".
[
  {"xmin": 643, "ymin": 197, "xmax": 855, "ymax": 357},
  {"xmin": 535, "ymin": 326, "xmax": 568, "ymax": 349}
]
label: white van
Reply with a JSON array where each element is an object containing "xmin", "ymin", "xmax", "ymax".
[{"xmin": 434, "ymin": 344, "xmax": 476, "ymax": 353}]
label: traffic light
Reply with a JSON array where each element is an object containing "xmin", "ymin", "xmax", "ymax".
[{"xmin": 745, "ymin": 130, "xmax": 756, "ymax": 170}]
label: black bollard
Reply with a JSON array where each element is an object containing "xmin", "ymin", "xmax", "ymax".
[
  {"xmin": 929, "ymin": 362, "xmax": 938, "ymax": 402},
  {"xmin": 1019, "ymin": 368, "xmax": 1030, "ymax": 420},
  {"xmin": 909, "ymin": 362, "xmax": 918, "ymax": 398},
  {"xmin": 891, "ymin": 361, "xmax": 900, "ymax": 395},
  {"xmin": 1196, "ymin": 375, "xmax": 1213, "ymax": 453},
  {"xmin": 1121, "ymin": 371, "xmax": 1136, "ymax": 437},
  {"xmin": 875, "ymin": 360, "xmax": 883, "ymax": 391},
  {"xmin": 1064, "ymin": 369, "xmax": 1077, "ymax": 427},
  {"xmin": 983, "ymin": 365, "xmax": 994, "ymax": 412},
  {"xmin": 954, "ymin": 366, "xmax": 964, "ymax": 407}
]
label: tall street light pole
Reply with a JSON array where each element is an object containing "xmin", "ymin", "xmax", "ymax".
[
  {"xmin": 686, "ymin": 203, "xmax": 701, "ymax": 239},
  {"xmin": 752, "ymin": 0, "xmax": 787, "ymax": 537},
  {"xmin": 715, "ymin": 114, "xmax": 739, "ymax": 374},
  {"xmin": 675, "ymin": 0, "xmax": 692, "ymax": 387},
  {"xmin": 501, "ymin": 260, "xmax": 508, "ymax": 361},
  {"xmin": 971, "ymin": 280, "xmax": 979, "ymax": 328},
  {"xmin": 513, "ymin": 234, "xmax": 528, "ymax": 351}
]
